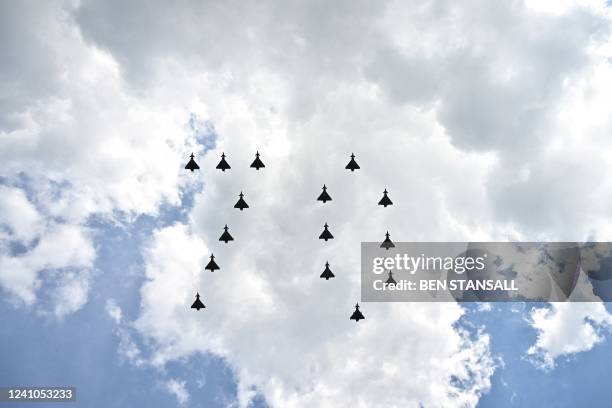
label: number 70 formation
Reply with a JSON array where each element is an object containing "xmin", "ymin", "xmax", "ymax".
[{"xmin": 185, "ymin": 151, "xmax": 397, "ymax": 322}]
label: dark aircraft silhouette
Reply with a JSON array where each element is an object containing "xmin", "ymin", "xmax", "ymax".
[
  {"xmin": 345, "ymin": 153, "xmax": 360, "ymax": 172},
  {"xmin": 317, "ymin": 185, "xmax": 332, "ymax": 203},
  {"xmin": 319, "ymin": 222, "xmax": 334, "ymax": 241},
  {"xmin": 234, "ymin": 192, "xmax": 249, "ymax": 211},
  {"xmin": 250, "ymin": 151, "xmax": 265, "ymax": 170},
  {"xmin": 381, "ymin": 231, "xmax": 395, "ymax": 250},
  {"xmin": 219, "ymin": 225, "xmax": 234, "ymax": 243},
  {"xmin": 320, "ymin": 261, "xmax": 335, "ymax": 280},
  {"xmin": 216, "ymin": 152, "xmax": 231, "ymax": 172},
  {"xmin": 191, "ymin": 292, "xmax": 205, "ymax": 310},
  {"xmin": 205, "ymin": 254, "xmax": 220, "ymax": 272},
  {"xmin": 350, "ymin": 303, "xmax": 365, "ymax": 322},
  {"xmin": 378, "ymin": 189, "xmax": 393, "ymax": 207},
  {"xmin": 386, "ymin": 270, "xmax": 397, "ymax": 285},
  {"xmin": 185, "ymin": 153, "xmax": 200, "ymax": 172}
]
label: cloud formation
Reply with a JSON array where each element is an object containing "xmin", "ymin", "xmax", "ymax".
[
  {"xmin": 0, "ymin": 0, "xmax": 204, "ymax": 311},
  {"xmin": 527, "ymin": 302, "xmax": 612, "ymax": 370},
  {"xmin": 136, "ymin": 224, "xmax": 495, "ymax": 406},
  {"xmin": 0, "ymin": 185, "xmax": 94, "ymax": 315}
]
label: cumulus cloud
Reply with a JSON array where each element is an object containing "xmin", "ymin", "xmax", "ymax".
[
  {"xmin": 0, "ymin": 0, "xmax": 206, "ymax": 313},
  {"xmin": 0, "ymin": 209, "xmax": 95, "ymax": 314},
  {"xmin": 136, "ymin": 224, "xmax": 495, "ymax": 407},
  {"xmin": 527, "ymin": 302, "xmax": 612, "ymax": 370},
  {"xmin": 72, "ymin": 0, "xmax": 612, "ymax": 241},
  {"xmin": 165, "ymin": 378, "xmax": 190, "ymax": 406},
  {"xmin": 0, "ymin": 186, "xmax": 41, "ymax": 242}
]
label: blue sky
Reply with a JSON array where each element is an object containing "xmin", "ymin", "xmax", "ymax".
[{"xmin": 471, "ymin": 303, "xmax": 612, "ymax": 407}]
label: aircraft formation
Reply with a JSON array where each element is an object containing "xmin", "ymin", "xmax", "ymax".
[{"xmin": 185, "ymin": 151, "xmax": 396, "ymax": 322}]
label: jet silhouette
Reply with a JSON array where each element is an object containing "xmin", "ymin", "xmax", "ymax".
[
  {"xmin": 205, "ymin": 254, "xmax": 220, "ymax": 272},
  {"xmin": 317, "ymin": 184, "xmax": 332, "ymax": 203},
  {"xmin": 185, "ymin": 153, "xmax": 200, "ymax": 172},
  {"xmin": 234, "ymin": 192, "xmax": 249, "ymax": 211},
  {"xmin": 219, "ymin": 225, "xmax": 234, "ymax": 243},
  {"xmin": 319, "ymin": 222, "xmax": 334, "ymax": 241},
  {"xmin": 250, "ymin": 151, "xmax": 265, "ymax": 170},
  {"xmin": 320, "ymin": 261, "xmax": 335, "ymax": 280},
  {"xmin": 350, "ymin": 303, "xmax": 365, "ymax": 322},
  {"xmin": 345, "ymin": 153, "xmax": 360, "ymax": 172},
  {"xmin": 380, "ymin": 231, "xmax": 395, "ymax": 250},
  {"xmin": 378, "ymin": 189, "xmax": 393, "ymax": 207},
  {"xmin": 191, "ymin": 292, "xmax": 205, "ymax": 310},
  {"xmin": 216, "ymin": 152, "xmax": 231, "ymax": 172},
  {"xmin": 386, "ymin": 270, "xmax": 397, "ymax": 285}
]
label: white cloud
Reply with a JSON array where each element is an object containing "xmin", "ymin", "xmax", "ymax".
[
  {"xmin": 0, "ymin": 186, "xmax": 41, "ymax": 242},
  {"xmin": 165, "ymin": 379, "xmax": 190, "ymax": 406},
  {"xmin": 527, "ymin": 302, "xmax": 612, "ymax": 370},
  {"xmin": 524, "ymin": 0, "xmax": 607, "ymax": 15},
  {"xmin": 105, "ymin": 298, "xmax": 123, "ymax": 324},
  {"xmin": 0, "ymin": 0, "xmax": 204, "ymax": 314},
  {"xmin": 51, "ymin": 268, "xmax": 91, "ymax": 317},
  {"xmin": 478, "ymin": 303, "xmax": 493, "ymax": 313},
  {"xmin": 0, "ymin": 217, "xmax": 95, "ymax": 313},
  {"xmin": 135, "ymin": 224, "xmax": 496, "ymax": 407}
]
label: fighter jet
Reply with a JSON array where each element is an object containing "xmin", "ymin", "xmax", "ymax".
[
  {"xmin": 216, "ymin": 152, "xmax": 231, "ymax": 172},
  {"xmin": 350, "ymin": 303, "xmax": 365, "ymax": 322},
  {"xmin": 191, "ymin": 292, "xmax": 205, "ymax": 311},
  {"xmin": 234, "ymin": 192, "xmax": 249, "ymax": 211},
  {"xmin": 317, "ymin": 184, "xmax": 332, "ymax": 203},
  {"xmin": 320, "ymin": 261, "xmax": 335, "ymax": 280},
  {"xmin": 250, "ymin": 151, "xmax": 265, "ymax": 170},
  {"xmin": 378, "ymin": 189, "xmax": 393, "ymax": 207},
  {"xmin": 319, "ymin": 222, "xmax": 334, "ymax": 241},
  {"xmin": 386, "ymin": 270, "xmax": 397, "ymax": 285},
  {"xmin": 185, "ymin": 153, "xmax": 200, "ymax": 172},
  {"xmin": 345, "ymin": 153, "xmax": 360, "ymax": 172},
  {"xmin": 219, "ymin": 225, "xmax": 234, "ymax": 243},
  {"xmin": 380, "ymin": 231, "xmax": 395, "ymax": 250},
  {"xmin": 204, "ymin": 254, "xmax": 220, "ymax": 272}
]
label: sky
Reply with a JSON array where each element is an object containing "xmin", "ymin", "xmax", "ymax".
[{"xmin": 2, "ymin": 0, "xmax": 612, "ymax": 406}]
